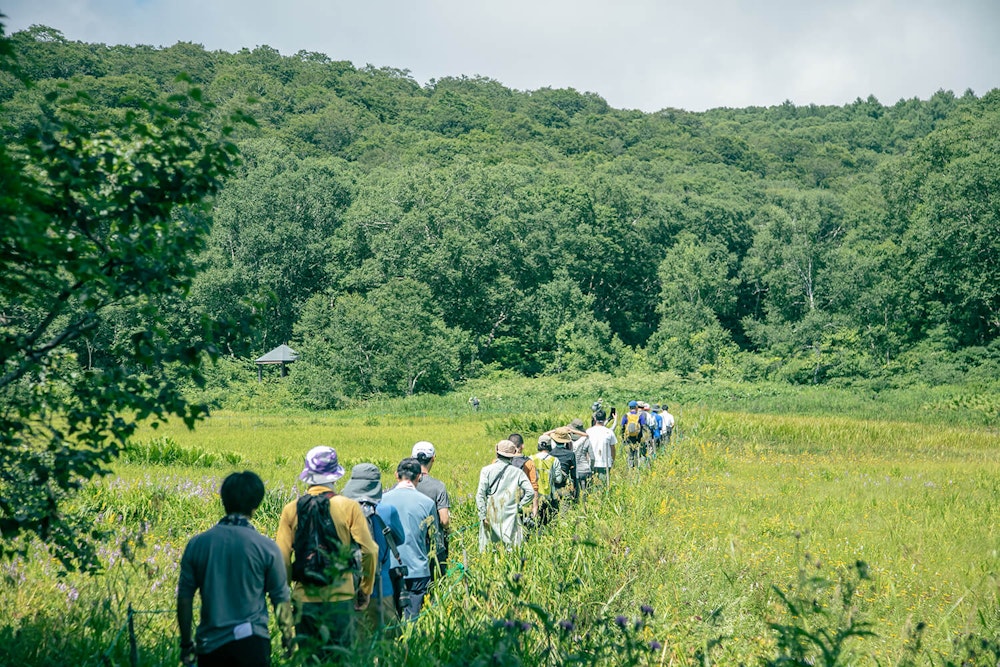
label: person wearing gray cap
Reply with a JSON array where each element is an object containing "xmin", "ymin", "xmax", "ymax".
[
  {"xmin": 476, "ymin": 439, "xmax": 535, "ymax": 551},
  {"xmin": 341, "ymin": 463, "xmax": 406, "ymax": 632},
  {"xmin": 412, "ymin": 441, "xmax": 450, "ymax": 578}
]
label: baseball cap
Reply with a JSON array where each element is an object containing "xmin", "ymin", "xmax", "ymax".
[{"xmin": 411, "ymin": 441, "xmax": 436, "ymax": 459}]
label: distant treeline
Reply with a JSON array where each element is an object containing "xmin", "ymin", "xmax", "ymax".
[{"xmin": 4, "ymin": 26, "xmax": 998, "ymax": 405}]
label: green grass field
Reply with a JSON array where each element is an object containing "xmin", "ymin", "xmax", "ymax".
[{"xmin": 1, "ymin": 375, "xmax": 998, "ymax": 665}]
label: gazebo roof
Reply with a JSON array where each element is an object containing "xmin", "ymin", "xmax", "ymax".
[{"xmin": 255, "ymin": 344, "xmax": 299, "ymax": 364}]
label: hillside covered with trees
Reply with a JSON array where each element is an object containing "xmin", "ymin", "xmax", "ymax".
[{"xmin": 4, "ymin": 26, "xmax": 998, "ymax": 406}]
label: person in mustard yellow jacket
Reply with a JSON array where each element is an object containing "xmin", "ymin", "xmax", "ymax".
[{"xmin": 276, "ymin": 446, "xmax": 377, "ymax": 660}]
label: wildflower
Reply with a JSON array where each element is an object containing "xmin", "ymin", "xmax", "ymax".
[
  {"xmin": 615, "ymin": 615, "xmax": 628, "ymax": 629},
  {"xmin": 649, "ymin": 640, "xmax": 662, "ymax": 651},
  {"xmin": 520, "ymin": 621, "xmax": 532, "ymax": 632},
  {"xmin": 558, "ymin": 619, "xmax": 575, "ymax": 633},
  {"xmin": 512, "ymin": 573, "xmax": 522, "ymax": 583},
  {"xmin": 640, "ymin": 604, "xmax": 654, "ymax": 617},
  {"xmin": 503, "ymin": 620, "xmax": 516, "ymax": 630}
]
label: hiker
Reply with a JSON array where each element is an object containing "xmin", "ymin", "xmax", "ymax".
[
  {"xmin": 469, "ymin": 396, "xmax": 480, "ymax": 411},
  {"xmin": 178, "ymin": 471, "xmax": 293, "ymax": 667},
  {"xmin": 567, "ymin": 418, "xmax": 595, "ymax": 495},
  {"xmin": 276, "ymin": 446, "xmax": 377, "ymax": 659},
  {"xmin": 661, "ymin": 404, "xmax": 675, "ymax": 446},
  {"xmin": 546, "ymin": 427, "xmax": 579, "ymax": 504},
  {"xmin": 508, "ymin": 433, "xmax": 539, "ymax": 523},
  {"xmin": 381, "ymin": 458, "xmax": 440, "ymax": 621},
  {"xmin": 529, "ymin": 435, "xmax": 564, "ymax": 527},
  {"xmin": 412, "ymin": 441, "xmax": 450, "ymax": 578},
  {"xmin": 641, "ymin": 402, "xmax": 658, "ymax": 461},
  {"xmin": 620, "ymin": 401, "xmax": 647, "ymax": 468},
  {"xmin": 340, "ymin": 463, "xmax": 406, "ymax": 632},
  {"xmin": 476, "ymin": 439, "xmax": 535, "ymax": 551},
  {"xmin": 586, "ymin": 409, "xmax": 617, "ymax": 486},
  {"xmin": 651, "ymin": 404, "xmax": 665, "ymax": 452}
]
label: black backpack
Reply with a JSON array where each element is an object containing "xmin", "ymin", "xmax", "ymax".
[
  {"xmin": 291, "ymin": 493, "xmax": 347, "ymax": 587},
  {"xmin": 511, "ymin": 454, "xmax": 529, "ymax": 470}
]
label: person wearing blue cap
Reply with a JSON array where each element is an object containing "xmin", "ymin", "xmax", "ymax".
[{"xmin": 619, "ymin": 401, "xmax": 647, "ymax": 468}]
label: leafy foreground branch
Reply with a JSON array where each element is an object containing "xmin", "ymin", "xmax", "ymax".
[{"xmin": 0, "ymin": 21, "xmax": 250, "ymax": 571}]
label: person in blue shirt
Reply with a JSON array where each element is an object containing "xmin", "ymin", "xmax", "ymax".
[
  {"xmin": 340, "ymin": 463, "xmax": 406, "ymax": 632},
  {"xmin": 380, "ymin": 458, "xmax": 440, "ymax": 621}
]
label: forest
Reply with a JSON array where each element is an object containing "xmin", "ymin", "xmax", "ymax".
[{"xmin": 3, "ymin": 25, "xmax": 999, "ymax": 408}]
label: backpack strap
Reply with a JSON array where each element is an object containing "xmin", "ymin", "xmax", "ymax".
[
  {"xmin": 485, "ymin": 462, "xmax": 513, "ymax": 498},
  {"xmin": 369, "ymin": 511, "xmax": 395, "ymax": 568}
]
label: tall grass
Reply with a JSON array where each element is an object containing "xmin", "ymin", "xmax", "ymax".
[{"xmin": 1, "ymin": 375, "xmax": 998, "ymax": 665}]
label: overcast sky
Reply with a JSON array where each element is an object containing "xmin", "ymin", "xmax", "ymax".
[{"xmin": 3, "ymin": 0, "xmax": 999, "ymax": 112}]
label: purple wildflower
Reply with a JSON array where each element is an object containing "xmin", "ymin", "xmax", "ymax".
[
  {"xmin": 649, "ymin": 640, "xmax": 662, "ymax": 651},
  {"xmin": 615, "ymin": 615, "xmax": 629, "ymax": 629},
  {"xmin": 559, "ymin": 619, "xmax": 576, "ymax": 633},
  {"xmin": 640, "ymin": 604, "xmax": 654, "ymax": 617}
]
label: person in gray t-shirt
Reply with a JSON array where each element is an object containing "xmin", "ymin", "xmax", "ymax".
[
  {"xmin": 412, "ymin": 441, "xmax": 450, "ymax": 577},
  {"xmin": 177, "ymin": 471, "xmax": 293, "ymax": 667}
]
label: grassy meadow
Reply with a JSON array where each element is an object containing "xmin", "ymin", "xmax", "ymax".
[{"xmin": 1, "ymin": 374, "xmax": 999, "ymax": 665}]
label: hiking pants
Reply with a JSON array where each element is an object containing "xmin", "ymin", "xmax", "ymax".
[{"xmin": 197, "ymin": 636, "xmax": 270, "ymax": 667}]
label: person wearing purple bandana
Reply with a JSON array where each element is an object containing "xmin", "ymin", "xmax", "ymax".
[{"xmin": 276, "ymin": 446, "xmax": 377, "ymax": 660}]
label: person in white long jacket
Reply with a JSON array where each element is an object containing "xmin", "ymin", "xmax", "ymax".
[{"xmin": 476, "ymin": 439, "xmax": 535, "ymax": 551}]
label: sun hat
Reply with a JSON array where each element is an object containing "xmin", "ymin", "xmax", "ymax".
[
  {"xmin": 652, "ymin": 404, "xmax": 661, "ymax": 411},
  {"xmin": 549, "ymin": 427, "xmax": 573, "ymax": 445},
  {"xmin": 300, "ymin": 446, "xmax": 345, "ymax": 486},
  {"xmin": 412, "ymin": 441, "xmax": 436, "ymax": 460},
  {"xmin": 340, "ymin": 463, "xmax": 383, "ymax": 505},
  {"xmin": 496, "ymin": 439, "xmax": 518, "ymax": 457},
  {"xmin": 568, "ymin": 418, "xmax": 585, "ymax": 430}
]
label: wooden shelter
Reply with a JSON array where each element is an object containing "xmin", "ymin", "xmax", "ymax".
[{"xmin": 254, "ymin": 344, "xmax": 299, "ymax": 381}]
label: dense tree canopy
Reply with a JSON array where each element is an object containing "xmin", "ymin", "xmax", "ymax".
[{"xmin": 3, "ymin": 25, "xmax": 998, "ymax": 405}]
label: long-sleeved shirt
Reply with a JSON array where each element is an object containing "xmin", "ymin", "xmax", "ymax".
[
  {"xmin": 476, "ymin": 459, "xmax": 534, "ymax": 551},
  {"xmin": 276, "ymin": 486, "xmax": 378, "ymax": 603},
  {"xmin": 572, "ymin": 436, "xmax": 595, "ymax": 476}
]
